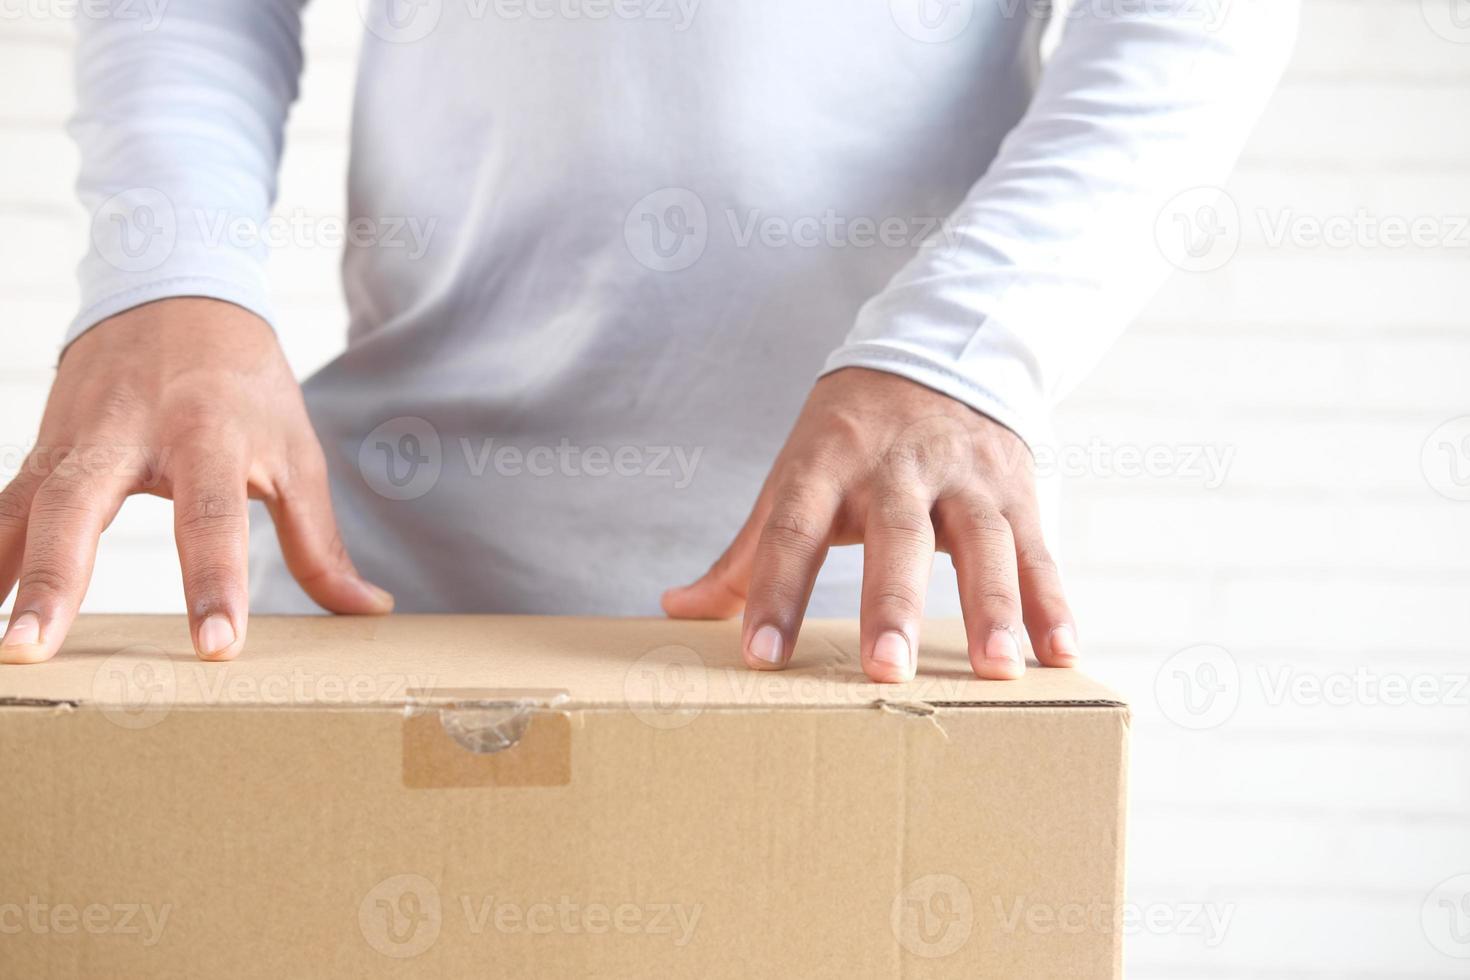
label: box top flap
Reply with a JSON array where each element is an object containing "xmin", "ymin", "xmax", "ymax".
[{"xmin": 0, "ymin": 615, "xmax": 1126, "ymax": 711}]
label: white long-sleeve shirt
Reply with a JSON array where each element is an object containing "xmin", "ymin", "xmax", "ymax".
[{"xmin": 70, "ymin": 0, "xmax": 1296, "ymax": 615}]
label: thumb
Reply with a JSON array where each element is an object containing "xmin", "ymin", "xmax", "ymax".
[
  {"xmin": 264, "ymin": 451, "xmax": 394, "ymax": 615},
  {"xmin": 662, "ymin": 499, "xmax": 768, "ymax": 620}
]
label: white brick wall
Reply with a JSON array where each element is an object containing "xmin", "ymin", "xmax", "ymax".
[{"xmin": 3, "ymin": 2, "xmax": 1468, "ymax": 975}]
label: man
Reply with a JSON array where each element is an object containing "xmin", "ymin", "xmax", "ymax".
[{"xmin": 0, "ymin": 0, "xmax": 1294, "ymax": 680}]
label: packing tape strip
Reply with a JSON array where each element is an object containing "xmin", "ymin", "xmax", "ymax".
[{"xmin": 401, "ymin": 689, "xmax": 572, "ymax": 789}]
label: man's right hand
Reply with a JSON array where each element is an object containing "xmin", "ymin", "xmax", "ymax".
[{"xmin": 0, "ymin": 297, "xmax": 392, "ymax": 665}]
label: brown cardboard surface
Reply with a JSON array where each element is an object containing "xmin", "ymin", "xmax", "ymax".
[
  {"xmin": 0, "ymin": 614, "xmax": 1125, "ymax": 710},
  {"xmin": 0, "ymin": 616, "xmax": 1128, "ymax": 978}
]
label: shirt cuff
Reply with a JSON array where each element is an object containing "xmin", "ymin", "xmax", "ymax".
[{"xmin": 821, "ymin": 341, "xmax": 1052, "ymax": 453}]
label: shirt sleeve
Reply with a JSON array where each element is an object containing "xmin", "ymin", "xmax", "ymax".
[
  {"xmin": 67, "ymin": 0, "xmax": 306, "ymax": 345},
  {"xmin": 822, "ymin": 0, "xmax": 1299, "ymax": 449}
]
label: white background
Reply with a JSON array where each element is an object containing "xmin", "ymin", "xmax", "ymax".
[{"xmin": 3, "ymin": 2, "xmax": 1470, "ymax": 975}]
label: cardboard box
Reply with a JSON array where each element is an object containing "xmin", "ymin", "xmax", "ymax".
[{"xmin": 0, "ymin": 615, "xmax": 1128, "ymax": 977}]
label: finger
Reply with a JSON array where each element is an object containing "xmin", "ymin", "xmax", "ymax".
[
  {"xmin": 739, "ymin": 479, "xmax": 841, "ymax": 671},
  {"xmin": 0, "ymin": 455, "xmax": 48, "ymax": 606},
  {"xmin": 859, "ymin": 485, "xmax": 935, "ymax": 684},
  {"xmin": 1007, "ymin": 502, "xmax": 1079, "ymax": 668},
  {"xmin": 935, "ymin": 495, "xmax": 1025, "ymax": 680},
  {"xmin": 2, "ymin": 465, "xmax": 129, "ymax": 665},
  {"xmin": 173, "ymin": 449, "xmax": 250, "ymax": 661},
  {"xmin": 661, "ymin": 495, "xmax": 768, "ymax": 620},
  {"xmin": 264, "ymin": 447, "xmax": 393, "ymax": 615}
]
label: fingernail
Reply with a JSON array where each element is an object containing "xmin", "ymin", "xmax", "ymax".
[
  {"xmin": 749, "ymin": 625, "xmax": 784, "ymax": 665},
  {"xmin": 2, "ymin": 612, "xmax": 42, "ymax": 648},
  {"xmin": 985, "ymin": 627, "xmax": 1020, "ymax": 663},
  {"xmin": 196, "ymin": 614, "xmax": 236, "ymax": 658},
  {"xmin": 358, "ymin": 579, "xmax": 395, "ymax": 612},
  {"xmin": 1049, "ymin": 625, "xmax": 1079, "ymax": 663},
  {"xmin": 872, "ymin": 631, "xmax": 912, "ymax": 673}
]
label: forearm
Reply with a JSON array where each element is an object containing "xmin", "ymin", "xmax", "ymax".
[
  {"xmin": 69, "ymin": 0, "xmax": 307, "ymax": 344},
  {"xmin": 824, "ymin": 0, "xmax": 1299, "ymax": 448}
]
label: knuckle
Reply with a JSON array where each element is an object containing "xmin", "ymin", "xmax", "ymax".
[
  {"xmin": 869, "ymin": 581, "xmax": 925, "ymax": 616},
  {"xmin": 176, "ymin": 492, "xmax": 244, "ymax": 540},
  {"xmin": 269, "ymin": 448, "xmax": 329, "ymax": 505},
  {"xmin": 870, "ymin": 490, "xmax": 931, "ymax": 540},
  {"xmin": 169, "ymin": 419, "xmax": 240, "ymax": 460},
  {"xmin": 957, "ymin": 496, "xmax": 1008, "ymax": 532},
  {"xmin": 798, "ymin": 444, "xmax": 854, "ymax": 488},
  {"xmin": 0, "ymin": 481, "xmax": 33, "ymax": 531},
  {"xmin": 874, "ymin": 521, "xmax": 931, "ymax": 551},
  {"xmin": 31, "ymin": 477, "xmax": 100, "ymax": 523},
  {"xmin": 182, "ymin": 559, "xmax": 242, "ymax": 594},
  {"xmin": 886, "ymin": 417, "xmax": 974, "ymax": 488},
  {"xmin": 942, "ymin": 496, "xmax": 1011, "ymax": 549},
  {"xmin": 773, "ymin": 472, "xmax": 835, "ymax": 511},
  {"xmin": 19, "ymin": 560, "xmax": 73, "ymax": 600},
  {"xmin": 761, "ymin": 509, "xmax": 827, "ymax": 554},
  {"xmin": 295, "ymin": 529, "xmax": 353, "ymax": 587},
  {"xmin": 745, "ymin": 571, "xmax": 803, "ymax": 618},
  {"xmin": 324, "ymin": 529, "xmax": 352, "ymax": 569},
  {"xmin": 95, "ymin": 386, "xmax": 146, "ymax": 427},
  {"xmin": 1015, "ymin": 543, "xmax": 1058, "ymax": 577},
  {"xmin": 974, "ymin": 586, "xmax": 1021, "ymax": 610}
]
